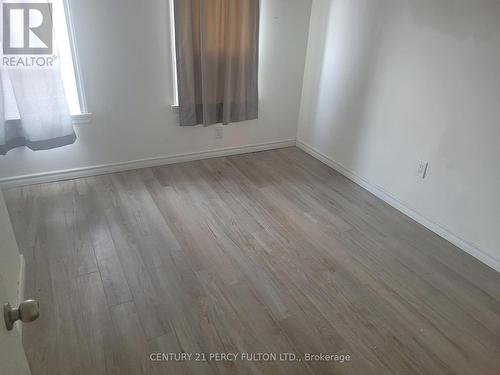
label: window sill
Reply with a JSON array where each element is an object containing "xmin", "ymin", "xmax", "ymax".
[
  {"xmin": 171, "ymin": 104, "xmax": 179, "ymax": 110},
  {"xmin": 5, "ymin": 113, "xmax": 93, "ymax": 125},
  {"xmin": 72, "ymin": 112, "xmax": 93, "ymax": 125}
]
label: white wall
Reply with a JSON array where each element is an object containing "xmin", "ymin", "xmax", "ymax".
[
  {"xmin": 298, "ymin": 0, "xmax": 500, "ymax": 271},
  {"xmin": 0, "ymin": 0, "xmax": 311, "ymax": 179}
]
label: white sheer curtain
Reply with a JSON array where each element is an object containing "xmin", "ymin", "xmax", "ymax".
[{"xmin": 0, "ymin": 0, "xmax": 75, "ymax": 155}]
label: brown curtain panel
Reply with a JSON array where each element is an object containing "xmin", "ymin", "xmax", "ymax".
[{"xmin": 174, "ymin": 0, "xmax": 260, "ymax": 126}]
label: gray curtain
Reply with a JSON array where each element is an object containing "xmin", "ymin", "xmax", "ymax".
[{"xmin": 174, "ymin": 0, "xmax": 260, "ymax": 127}]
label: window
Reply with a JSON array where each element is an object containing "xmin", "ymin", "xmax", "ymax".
[
  {"xmin": 55, "ymin": 0, "xmax": 87, "ymax": 118},
  {"xmin": 172, "ymin": 0, "xmax": 259, "ymax": 126},
  {"xmin": 3, "ymin": 0, "xmax": 90, "ymax": 123}
]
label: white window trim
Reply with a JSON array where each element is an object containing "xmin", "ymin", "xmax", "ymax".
[
  {"xmin": 63, "ymin": 0, "xmax": 92, "ymax": 124},
  {"xmin": 169, "ymin": 0, "xmax": 179, "ymax": 109},
  {"xmin": 71, "ymin": 112, "xmax": 93, "ymax": 124}
]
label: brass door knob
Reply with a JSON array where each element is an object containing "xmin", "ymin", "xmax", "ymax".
[{"xmin": 3, "ymin": 300, "xmax": 40, "ymax": 331}]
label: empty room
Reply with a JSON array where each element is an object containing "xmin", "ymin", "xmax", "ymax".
[{"xmin": 1, "ymin": 0, "xmax": 499, "ymax": 374}]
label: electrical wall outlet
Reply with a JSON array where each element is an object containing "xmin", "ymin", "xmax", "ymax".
[
  {"xmin": 215, "ymin": 125, "xmax": 223, "ymax": 139},
  {"xmin": 416, "ymin": 161, "xmax": 428, "ymax": 179}
]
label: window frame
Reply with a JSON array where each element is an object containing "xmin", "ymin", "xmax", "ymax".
[
  {"xmin": 62, "ymin": 0, "xmax": 92, "ymax": 123},
  {"xmin": 169, "ymin": 0, "xmax": 179, "ymax": 108}
]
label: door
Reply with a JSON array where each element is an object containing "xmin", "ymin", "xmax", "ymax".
[{"xmin": 0, "ymin": 190, "xmax": 31, "ymax": 375}]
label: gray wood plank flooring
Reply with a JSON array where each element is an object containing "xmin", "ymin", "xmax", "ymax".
[{"xmin": 3, "ymin": 147, "xmax": 500, "ymax": 375}]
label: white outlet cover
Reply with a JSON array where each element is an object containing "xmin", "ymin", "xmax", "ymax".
[
  {"xmin": 215, "ymin": 126, "xmax": 223, "ymax": 139},
  {"xmin": 417, "ymin": 161, "xmax": 428, "ymax": 179}
]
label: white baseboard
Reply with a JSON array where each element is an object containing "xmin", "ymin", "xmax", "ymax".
[
  {"xmin": 0, "ymin": 139, "xmax": 296, "ymax": 188},
  {"xmin": 296, "ymin": 140, "xmax": 500, "ymax": 274}
]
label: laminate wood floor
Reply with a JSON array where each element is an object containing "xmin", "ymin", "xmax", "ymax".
[{"xmin": 3, "ymin": 147, "xmax": 500, "ymax": 375}]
